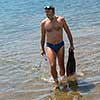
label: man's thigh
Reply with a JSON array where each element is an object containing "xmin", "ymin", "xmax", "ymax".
[
  {"xmin": 47, "ymin": 47, "xmax": 56, "ymax": 66},
  {"xmin": 57, "ymin": 46, "xmax": 65, "ymax": 66}
]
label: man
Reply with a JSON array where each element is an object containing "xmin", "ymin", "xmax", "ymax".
[{"xmin": 40, "ymin": 6, "xmax": 74, "ymax": 89}]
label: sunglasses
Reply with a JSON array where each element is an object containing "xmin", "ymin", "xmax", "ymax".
[{"xmin": 44, "ymin": 6, "xmax": 54, "ymax": 10}]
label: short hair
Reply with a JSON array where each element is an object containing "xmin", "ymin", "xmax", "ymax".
[{"xmin": 44, "ymin": 6, "xmax": 55, "ymax": 13}]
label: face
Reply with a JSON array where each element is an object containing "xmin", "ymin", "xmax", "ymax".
[{"xmin": 45, "ymin": 9, "xmax": 54, "ymax": 20}]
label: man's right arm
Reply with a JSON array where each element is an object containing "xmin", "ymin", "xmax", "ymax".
[{"xmin": 40, "ymin": 21, "xmax": 46, "ymax": 55}]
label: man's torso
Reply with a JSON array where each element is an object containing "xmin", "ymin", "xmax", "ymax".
[{"xmin": 43, "ymin": 16, "xmax": 64, "ymax": 44}]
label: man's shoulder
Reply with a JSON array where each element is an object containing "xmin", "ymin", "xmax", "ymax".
[
  {"xmin": 57, "ymin": 16, "xmax": 64, "ymax": 19},
  {"xmin": 41, "ymin": 18, "xmax": 48, "ymax": 25},
  {"xmin": 56, "ymin": 16, "xmax": 65, "ymax": 21},
  {"xmin": 57, "ymin": 16, "xmax": 67, "ymax": 24}
]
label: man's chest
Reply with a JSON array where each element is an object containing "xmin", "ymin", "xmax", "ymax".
[{"xmin": 45, "ymin": 20, "xmax": 63, "ymax": 31}]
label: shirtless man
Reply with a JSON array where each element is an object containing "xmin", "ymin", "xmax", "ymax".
[{"xmin": 40, "ymin": 6, "xmax": 74, "ymax": 89}]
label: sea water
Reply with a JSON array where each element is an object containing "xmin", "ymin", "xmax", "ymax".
[{"xmin": 0, "ymin": 0, "xmax": 100, "ymax": 99}]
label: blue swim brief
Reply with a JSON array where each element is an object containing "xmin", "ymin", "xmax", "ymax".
[{"xmin": 46, "ymin": 41, "xmax": 64, "ymax": 53}]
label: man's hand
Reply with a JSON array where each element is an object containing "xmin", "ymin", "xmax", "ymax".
[
  {"xmin": 69, "ymin": 45, "xmax": 75, "ymax": 51},
  {"xmin": 41, "ymin": 49, "xmax": 46, "ymax": 56}
]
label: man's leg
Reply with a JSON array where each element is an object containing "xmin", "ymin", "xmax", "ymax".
[
  {"xmin": 57, "ymin": 46, "xmax": 65, "ymax": 77},
  {"xmin": 47, "ymin": 47, "xmax": 58, "ymax": 84},
  {"xmin": 57, "ymin": 46, "xmax": 67, "ymax": 90}
]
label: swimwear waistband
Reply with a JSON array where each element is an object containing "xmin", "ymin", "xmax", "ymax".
[{"xmin": 47, "ymin": 41, "xmax": 64, "ymax": 46}]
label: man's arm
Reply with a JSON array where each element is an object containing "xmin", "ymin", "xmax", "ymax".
[
  {"xmin": 62, "ymin": 18, "xmax": 74, "ymax": 49},
  {"xmin": 40, "ymin": 21, "xmax": 46, "ymax": 55}
]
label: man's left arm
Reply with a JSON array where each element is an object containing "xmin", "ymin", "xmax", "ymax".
[{"xmin": 62, "ymin": 18, "xmax": 74, "ymax": 50}]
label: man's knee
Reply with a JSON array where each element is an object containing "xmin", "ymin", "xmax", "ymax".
[{"xmin": 50, "ymin": 63, "xmax": 56, "ymax": 68}]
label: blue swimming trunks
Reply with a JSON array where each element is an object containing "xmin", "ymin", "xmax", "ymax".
[{"xmin": 47, "ymin": 41, "xmax": 64, "ymax": 53}]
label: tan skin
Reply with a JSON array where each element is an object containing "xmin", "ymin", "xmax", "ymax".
[{"xmin": 40, "ymin": 9, "xmax": 74, "ymax": 84}]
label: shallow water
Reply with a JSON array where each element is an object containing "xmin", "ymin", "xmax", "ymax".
[{"xmin": 0, "ymin": 0, "xmax": 100, "ymax": 100}]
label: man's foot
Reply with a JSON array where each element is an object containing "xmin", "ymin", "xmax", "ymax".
[
  {"xmin": 59, "ymin": 76, "xmax": 67, "ymax": 90},
  {"xmin": 53, "ymin": 78, "xmax": 60, "ymax": 90},
  {"xmin": 53, "ymin": 82, "xmax": 59, "ymax": 90}
]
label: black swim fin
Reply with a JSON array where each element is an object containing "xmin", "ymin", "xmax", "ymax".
[{"xmin": 66, "ymin": 48, "xmax": 76, "ymax": 76}]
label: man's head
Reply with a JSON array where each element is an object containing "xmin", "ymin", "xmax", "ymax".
[{"xmin": 44, "ymin": 6, "xmax": 55, "ymax": 20}]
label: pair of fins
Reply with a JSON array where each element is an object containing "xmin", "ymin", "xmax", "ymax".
[
  {"xmin": 66, "ymin": 48, "xmax": 76, "ymax": 76},
  {"xmin": 66, "ymin": 48, "xmax": 78, "ymax": 91}
]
